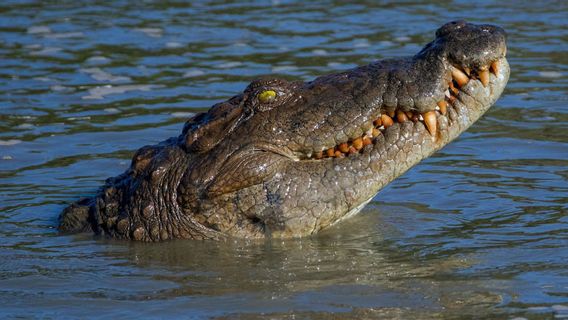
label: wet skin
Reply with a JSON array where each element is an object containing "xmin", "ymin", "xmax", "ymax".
[{"xmin": 59, "ymin": 21, "xmax": 509, "ymax": 241}]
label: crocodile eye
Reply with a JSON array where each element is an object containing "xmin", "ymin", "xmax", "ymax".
[{"xmin": 258, "ymin": 90, "xmax": 276, "ymax": 103}]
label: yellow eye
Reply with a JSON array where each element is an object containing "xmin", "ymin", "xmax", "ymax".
[{"xmin": 258, "ymin": 90, "xmax": 276, "ymax": 103}]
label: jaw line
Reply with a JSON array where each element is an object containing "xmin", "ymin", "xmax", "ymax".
[{"xmin": 250, "ymin": 56, "xmax": 509, "ymax": 165}]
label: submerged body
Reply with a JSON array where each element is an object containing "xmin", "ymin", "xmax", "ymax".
[{"xmin": 59, "ymin": 21, "xmax": 509, "ymax": 241}]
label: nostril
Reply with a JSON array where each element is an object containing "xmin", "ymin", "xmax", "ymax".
[
  {"xmin": 437, "ymin": 20, "xmax": 467, "ymax": 37},
  {"xmin": 451, "ymin": 20, "xmax": 466, "ymax": 28}
]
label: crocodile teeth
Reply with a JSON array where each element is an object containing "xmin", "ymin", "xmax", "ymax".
[
  {"xmin": 479, "ymin": 68, "xmax": 489, "ymax": 87},
  {"xmin": 371, "ymin": 128, "xmax": 380, "ymax": 137},
  {"xmin": 326, "ymin": 148, "xmax": 335, "ymax": 157},
  {"xmin": 490, "ymin": 61, "xmax": 499, "ymax": 75},
  {"xmin": 451, "ymin": 66, "xmax": 469, "ymax": 87},
  {"xmin": 396, "ymin": 110, "xmax": 408, "ymax": 123},
  {"xmin": 423, "ymin": 111, "xmax": 437, "ymax": 137},
  {"xmin": 437, "ymin": 100, "xmax": 447, "ymax": 115},
  {"xmin": 373, "ymin": 117, "xmax": 382, "ymax": 127},
  {"xmin": 352, "ymin": 137, "xmax": 363, "ymax": 150},
  {"xmin": 303, "ymin": 59, "xmax": 501, "ymax": 161},
  {"xmin": 381, "ymin": 114, "xmax": 394, "ymax": 128},
  {"xmin": 449, "ymin": 81, "xmax": 459, "ymax": 95}
]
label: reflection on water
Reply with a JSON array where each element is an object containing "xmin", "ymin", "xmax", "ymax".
[{"xmin": 0, "ymin": 1, "xmax": 567, "ymax": 319}]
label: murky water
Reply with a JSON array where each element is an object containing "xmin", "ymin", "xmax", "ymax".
[{"xmin": 1, "ymin": 1, "xmax": 567, "ymax": 319}]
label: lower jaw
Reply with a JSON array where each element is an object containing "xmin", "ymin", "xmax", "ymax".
[{"xmin": 324, "ymin": 81, "xmax": 501, "ymax": 231}]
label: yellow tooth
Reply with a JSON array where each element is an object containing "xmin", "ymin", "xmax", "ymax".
[
  {"xmin": 437, "ymin": 100, "xmax": 447, "ymax": 115},
  {"xmin": 338, "ymin": 143, "xmax": 349, "ymax": 153},
  {"xmin": 479, "ymin": 68, "xmax": 489, "ymax": 87},
  {"xmin": 371, "ymin": 128, "xmax": 380, "ymax": 137},
  {"xmin": 362, "ymin": 137, "xmax": 372, "ymax": 146},
  {"xmin": 463, "ymin": 66, "xmax": 471, "ymax": 76},
  {"xmin": 449, "ymin": 81, "xmax": 459, "ymax": 95},
  {"xmin": 490, "ymin": 61, "xmax": 499, "ymax": 75},
  {"xmin": 451, "ymin": 66, "xmax": 469, "ymax": 87},
  {"xmin": 406, "ymin": 110, "xmax": 419, "ymax": 122},
  {"xmin": 396, "ymin": 110, "xmax": 408, "ymax": 123},
  {"xmin": 334, "ymin": 150, "xmax": 344, "ymax": 158},
  {"xmin": 373, "ymin": 117, "xmax": 382, "ymax": 127},
  {"xmin": 352, "ymin": 137, "xmax": 363, "ymax": 150},
  {"xmin": 387, "ymin": 110, "xmax": 395, "ymax": 118},
  {"xmin": 326, "ymin": 148, "xmax": 335, "ymax": 157},
  {"xmin": 381, "ymin": 114, "xmax": 394, "ymax": 128},
  {"xmin": 423, "ymin": 111, "xmax": 437, "ymax": 137}
]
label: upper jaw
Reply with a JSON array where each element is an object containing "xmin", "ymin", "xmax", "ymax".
[
  {"xmin": 225, "ymin": 21, "xmax": 509, "ymax": 163},
  {"xmin": 276, "ymin": 53, "xmax": 509, "ymax": 162}
]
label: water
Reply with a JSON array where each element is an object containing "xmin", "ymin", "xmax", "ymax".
[{"xmin": 1, "ymin": 1, "xmax": 567, "ymax": 319}]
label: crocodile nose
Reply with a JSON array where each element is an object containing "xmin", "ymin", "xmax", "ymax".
[{"xmin": 436, "ymin": 20, "xmax": 467, "ymax": 37}]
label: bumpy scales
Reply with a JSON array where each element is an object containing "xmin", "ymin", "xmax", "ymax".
[{"xmin": 59, "ymin": 21, "xmax": 509, "ymax": 241}]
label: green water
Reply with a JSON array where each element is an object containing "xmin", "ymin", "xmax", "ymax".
[{"xmin": 1, "ymin": 1, "xmax": 567, "ymax": 319}]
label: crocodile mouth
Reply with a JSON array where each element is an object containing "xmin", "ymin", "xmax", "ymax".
[{"xmin": 295, "ymin": 56, "xmax": 506, "ymax": 161}]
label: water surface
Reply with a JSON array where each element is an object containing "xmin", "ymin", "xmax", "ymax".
[{"xmin": 1, "ymin": 1, "xmax": 567, "ymax": 319}]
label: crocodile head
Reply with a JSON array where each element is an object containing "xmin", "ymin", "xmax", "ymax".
[{"xmin": 59, "ymin": 21, "xmax": 509, "ymax": 241}]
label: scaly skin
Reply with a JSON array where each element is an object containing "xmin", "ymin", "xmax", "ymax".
[{"xmin": 59, "ymin": 21, "xmax": 509, "ymax": 241}]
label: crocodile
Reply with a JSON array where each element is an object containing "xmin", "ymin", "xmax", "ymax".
[{"xmin": 59, "ymin": 21, "xmax": 509, "ymax": 241}]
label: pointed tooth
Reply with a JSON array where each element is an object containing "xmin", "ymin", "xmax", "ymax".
[
  {"xmin": 396, "ymin": 110, "xmax": 408, "ymax": 123},
  {"xmin": 373, "ymin": 117, "xmax": 382, "ymax": 127},
  {"xmin": 479, "ymin": 69, "xmax": 489, "ymax": 87},
  {"xmin": 348, "ymin": 146, "xmax": 357, "ymax": 154},
  {"xmin": 326, "ymin": 148, "xmax": 335, "ymax": 157},
  {"xmin": 381, "ymin": 114, "xmax": 394, "ymax": 128},
  {"xmin": 387, "ymin": 110, "xmax": 395, "ymax": 118},
  {"xmin": 451, "ymin": 66, "xmax": 469, "ymax": 87},
  {"xmin": 423, "ymin": 111, "xmax": 437, "ymax": 137},
  {"xmin": 338, "ymin": 143, "xmax": 349, "ymax": 153},
  {"xmin": 437, "ymin": 100, "xmax": 447, "ymax": 115},
  {"xmin": 490, "ymin": 61, "xmax": 499, "ymax": 75},
  {"xmin": 449, "ymin": 81, "xmax": 459, "ymax": 95},
  {"xmin": 352, "ymin": 137, "xmax": 363, "ymax": 150},
  {"xmin": 463, "ymin": 66, "xmax": 471, "ymax": 76},
  {"xmin": 371, "ymin": 128, "xmax": 380, "ymax": 137}
]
